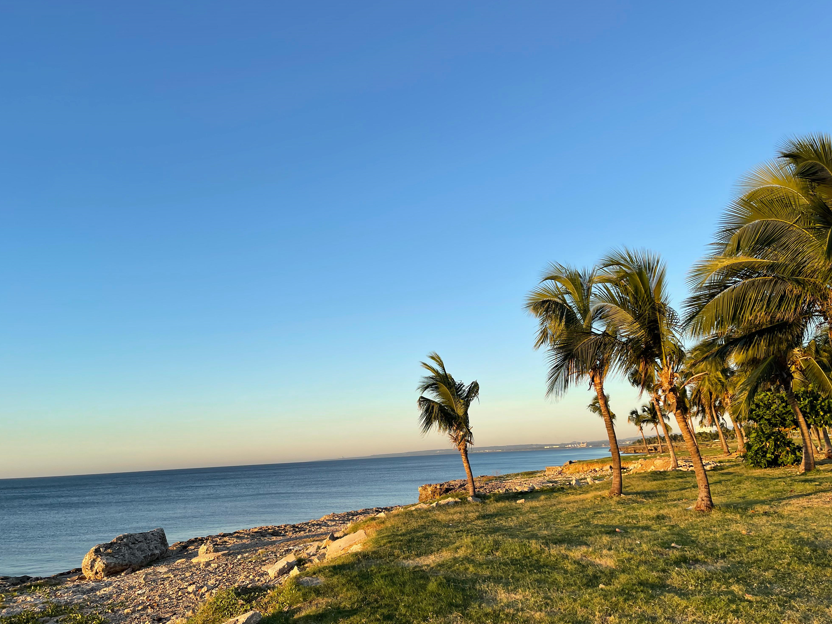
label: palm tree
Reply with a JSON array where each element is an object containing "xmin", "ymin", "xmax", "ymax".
[
  {"xmin": 526, "ymin": 264, "xmax": 624, "ymax": 496},
  {"xmin": 588, "ymin": 394, "xmax": 616, "ymax": 421},
  {"xmin": 687, "ymin": 356, "xmax": 731, "ymax": 455},
  {"xmin": 686, "ymin": 137, "xmax": 832, "ymax": 472},
  {"xmin": 687, "ymin": 134, "xmax": 832, "ymax": 343},
  {"xmin": 628, "ymin": 408, "xmax": 650, "ymax": 453},
  {"xmin": 598, "ymin": 248, "xmax": 715, "ymax": 511},
  {"xmin": 629, "ymin": 369, "xmax": 678, "ymax": 467},
  {"xmin": 417, "ymin": 353, "xmax": 480, "ymax": 496},
  {"xmin": 640, "ymin": 402, "xmax": 671, "ymax": 453},
  {"xmin": 687, "ymin": 318, "xmax": 823, "ymax": 473}
]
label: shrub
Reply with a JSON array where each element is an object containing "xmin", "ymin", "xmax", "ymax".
[{"xmin": 745, "ymin": 426, "xmax": 802, "ymax": 468}]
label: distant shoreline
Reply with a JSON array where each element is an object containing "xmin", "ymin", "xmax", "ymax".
[
  {"xmin": 359, "ymin": 441, "xmax": 624, "ymax": 459},
  {"xmin": 0, "ymin": 443, "xmax": 628, "ymax": 482}
]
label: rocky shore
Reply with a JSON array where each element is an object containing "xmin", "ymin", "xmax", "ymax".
[
  {"xmin": 1, "ymin": 458, "xmax": 719, "ymax": 623},
  {"xmin": 0, "ymin": 506, "xmax": 393, "ymax": 623}
]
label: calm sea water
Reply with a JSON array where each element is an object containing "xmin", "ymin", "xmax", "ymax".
[{"xmin": 0, "ymin": 448, "xmax": 608, "ymax": 577}]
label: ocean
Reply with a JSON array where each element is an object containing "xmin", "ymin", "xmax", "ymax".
[{"xmin": 0, "ymin": 447, "xmax": 608, "ymax": 577}]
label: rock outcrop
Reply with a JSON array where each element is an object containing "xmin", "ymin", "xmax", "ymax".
[
  {"xmin": 325, "ymin": 530, "xmax": 367, "ymax": 560},
  {"xmin": 223, "ymin": 611, "xmax": 261, "ymax": 624},
  {"xmin": 263, "ymin": 554, "xmax": 297, "ymax": 579},
  {"xmin": 82, "ymin": 528, "xmax": 169, "ymax": 580}
]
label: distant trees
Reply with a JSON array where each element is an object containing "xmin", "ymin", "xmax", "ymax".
[{"xmin": 416, "ymin": 353, "xmax": 480, "ymax": 497}]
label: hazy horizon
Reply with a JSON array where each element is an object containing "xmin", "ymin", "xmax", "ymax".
[{"xmin": 3, "ymin": 1, "xmax": 830, "ymax": 479}]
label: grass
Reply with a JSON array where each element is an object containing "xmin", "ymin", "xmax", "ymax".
[
  {"xmin": 203, "ymin": 456, "xmax": 832, "ymax": 623},
  {"xmin": 0, "ymin": 601, "xmax": 106, "ymax": 624},
  {"xmin": 187, "ymin": 586, "xmax": 303, "ymax": 624}
]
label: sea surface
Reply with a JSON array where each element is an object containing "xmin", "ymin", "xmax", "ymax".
[{"xmin": 0, "ymin": 447, "xmax": 609, "ymax": 577}]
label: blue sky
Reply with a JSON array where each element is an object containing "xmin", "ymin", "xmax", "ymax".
[{"xmin": 2, "ymin": 1, "xmax": 830, "ymax": 478}]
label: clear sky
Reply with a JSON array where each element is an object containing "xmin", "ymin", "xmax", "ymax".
[{"xmin": 2, "ymin": 2, "xmax": 831, "ymax": 478}]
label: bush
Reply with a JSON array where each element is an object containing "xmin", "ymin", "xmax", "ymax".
[{"xmin": 745, "ymin": 427, "xmax": 802, "ymax": 468}]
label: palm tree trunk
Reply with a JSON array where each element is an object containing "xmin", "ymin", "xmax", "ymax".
[
  {"xmin": 592, "ymin": 374, "xmax": 622, "ymax": 496},
  {"xmin": 726, "ymin": 411, "xmax": 746, "ymax": 454},
  {"xmin": 652, "ymin": 393, "xmax": 676, "ymax": 469},
  {"xmin": 812, "ymin": 426, "xmax": 823, "ymax": 453},
  {"xmin": 458, "ymin": 443, "xmax": 477, "ymax": 496},
  {"xmin": 783, "ymin": 382, "xmax": 816, "ymax": 473},
  {"xmin": 710, "ymin": 401, "xmax": 730, "ymax": 455},
  {"xmin": 689, "ymin": 415, "xmax": 700, "ymax": 448},
  {"xmin": 823, "ymin": 428, "xmax": 832, "ymax": 459},
  {"xmin": 667, "ymin": 387, "xmax": 713, "ymax": 512},
  {"xmin": 639, "ymin": 427, "xmax": 649, "ymax": 453},
  {"xmin": 653, "ymin": 425, "xmax": 664, "ymax": 453}
]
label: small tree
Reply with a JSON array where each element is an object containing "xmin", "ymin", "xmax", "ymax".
[
  {"xmin": 745, "ymin": 390, "xmax": 803, "ymax": 468},
  {"xmin": 417, "ymin": 353, "xmax": 480, "ymax": 496},
  {"xmin": 628, "ymin": 408, "xmax": 650, "ymax": 453}
]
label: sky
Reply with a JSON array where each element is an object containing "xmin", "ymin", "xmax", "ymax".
[{"xmin": 2, "ymin": 1, "xmax": 831, "ymax": 478}]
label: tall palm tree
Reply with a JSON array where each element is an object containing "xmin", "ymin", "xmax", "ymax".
[
  {"xmin": 687, "ymin": 134, "xmax": 832, "ymax": 343},
  {"xmin": 417, "ymin": 353, "xmax": 480, "ymax": 496},
  {"xmin": 686, "ymin": 137, "xmax": 832, "ymax": 473},
  {"xmin": 598, "ymin": 248, "xmax": 715, "ymax": 511},
  {"xmin": 526, "ymin": 264, "xmax": 624, "ymax": 496},
  {"xmin": 628, "ymin": 408, "xmax": 650, "ymax": 453}
]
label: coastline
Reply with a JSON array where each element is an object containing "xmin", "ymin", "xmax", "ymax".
[
  {"xmin": 0, "ymin": 455, "xmax": 721, "ymax": 622},
  {"xmin": 0, "ymin": 505, "xmax": 394, "ymax": 621}
]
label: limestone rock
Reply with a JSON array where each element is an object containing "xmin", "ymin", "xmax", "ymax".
[
  {"xmin": 325, "ymin": 530, "xmax": 367, "ymax": 560},
  {"xmin": 223, "ymin": 611, "xmax": 262, "ymax": 624},
  {"xmin": 418, "ymin": 482, "xmax": 460, "ymax": 502},
  {"xmin": 192, "ymin": 541, "xmax": 227, "ymax": 563},
  {"xmin": 298, "ymin": 576, "xmax": 324, "ymax": 587},
  {"xmin": 437, "ymin": 498, "xmax": 460, "ymax": 505},
  {"xmin": 467, "ymin": 496, "xmax": 483, "ymax": 503},
  {"xmin": 263, "ymin": 554, "xmax": 297, "ymax": 579},
  {"xmin": 82, "ymin": 528, "xmax": 169, "ymax": 580}
]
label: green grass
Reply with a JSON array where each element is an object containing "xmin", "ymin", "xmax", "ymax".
[
  {"xmin": 0, "ymin": 601, "xmax": 106, "ymax": 624},
  {"xmin": 270, "ymin": 458, "xmax": 832, "ymax": 623},
  {"xmin": 187, "ymin": 586, "xmax": 303, "ymax": 624}
]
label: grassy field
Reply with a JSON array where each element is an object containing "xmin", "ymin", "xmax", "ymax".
[{"xmin": 195, "ymin": 452, "xmax": 832, "ymax": 624}]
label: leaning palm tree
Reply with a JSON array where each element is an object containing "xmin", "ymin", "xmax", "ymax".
[
  {"xmin": 526, "ymin": 264, "xmax": 624, "ymax": 496},
  {"xmin": 628, "ymin": 369, "xmax": 678, "ymax": 466},
  {"xmin": 598, "ymin": 248, "xmax": 715, "ymax": 511},
  {"xmin": 628, "ymin": 408, "xmax": 650, "ymax": 453},
  {"xmin": 588, "ymin": 394, "xmax": 616, "ymax": 421},
  {"xmin": 417, "ymin": 353, "xmax": 480, "ymax": 496},
  {"xmin": 641, "ymin": 402, "xmax": 671, "ymax": 453},
  {"xmin": 687, "ymin": 356, "xmax": 731, "ymax": 455}
]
